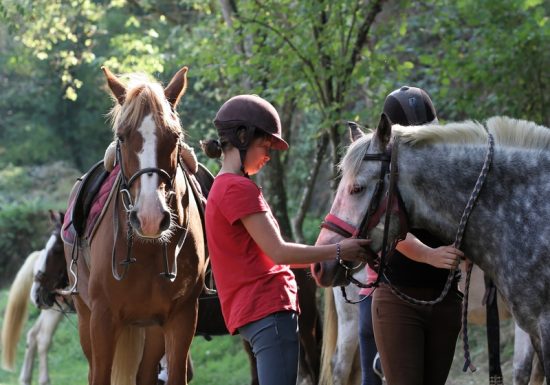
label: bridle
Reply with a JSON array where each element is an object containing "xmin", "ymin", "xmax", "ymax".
[
  {"xmin": 112, "ymin": 138, "xmax": 190, "ymax": 282},
  {"xmin": 116, "ymin": 139, "xmax": 177, "ymax": 211},
  {"xmin": 321, "ymin": 138, "xmax": 409, "ymax": 299}
]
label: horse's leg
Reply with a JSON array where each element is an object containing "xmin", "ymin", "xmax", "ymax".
[
  {"xmin": 530, "ymin": 353, "xmax": 545, "ymax": 385},
  {"xmin": 164, "ymin": 300, "xmax": 197, "ymax": 385},
  {"xmin": 513, "ymin": 322, "xmax": 535, "ymax": 385},
  {"xmin": 241, "ymin": 339, "xmax": 259, "ymax": 385},
  {"xmin": 36, "ymin": 309, "xmax": 63, "ymax": 385},
  {"xmin": 137, "ymin": 326, "xmax": 165, "ymax": 385},
  {"xmin": 19, "ymin": 317, "xmax": 41, "ymax": 385},
  {"xmin": 73, "ymin": 298, "xmax": 93, "ymax": 384},
  {"xmin": 332, "ymin": 287, "xmax": 360, "ymax": 385},
  {"xmin": 537, "ymin": 316, "xmax": 550, "ymax": 385},
  {"xmin": 89, "ymin": 304, "xmax": 118, "ymax": 385}
]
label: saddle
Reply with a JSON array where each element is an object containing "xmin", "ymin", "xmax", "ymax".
[{"xmin": 70, "ymin": 160, "xmax": 111, "ymax": 238}]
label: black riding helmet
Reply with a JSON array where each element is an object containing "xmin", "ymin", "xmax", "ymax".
[{"xmin": 383, "ymin": 86, "xmax": 438, "ymax": 126}]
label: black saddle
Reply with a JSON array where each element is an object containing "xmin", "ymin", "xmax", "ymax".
[{"xmin": 71, "ymin": 160, "xmax": 110, "ymax": 238}]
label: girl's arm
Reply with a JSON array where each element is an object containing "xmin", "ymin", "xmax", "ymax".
[{"xmin": 241, "ymin": 211, "xmax": 371, "ymax": 266}]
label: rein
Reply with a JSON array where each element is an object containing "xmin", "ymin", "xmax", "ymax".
[{"xmin": 321, "ymin": 139, "xmax": 408, "ymax": 304}]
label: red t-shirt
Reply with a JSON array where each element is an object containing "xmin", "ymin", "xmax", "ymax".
[{"xmin": 205, "ymin": 173, "xmax": 298, "ymax": 334}]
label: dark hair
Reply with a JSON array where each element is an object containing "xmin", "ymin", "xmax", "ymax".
[
  {"xmin": 201, "ymin": 139, "xmax": 224, "ymax": 159},
  {"xmin": 200, "ymin": 127, "xmax": 272, "ymax": 159}
]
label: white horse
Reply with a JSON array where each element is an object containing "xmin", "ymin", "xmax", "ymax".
[
  {"xmin": 1, "ymin": 211, "xmax": 68, "ymax": 385},
  {"xmin": 318, "ymin": 271, "xmax": 362, "ymax": 385},
  {"xmin": 312, "ymin": 116, "xmax": 550, "ymax": 382}
]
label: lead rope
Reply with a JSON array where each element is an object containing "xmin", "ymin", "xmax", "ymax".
[
  {"xmin": 382, "ymin": 132, "xmax": 494, "ymax": 372},
  {"xmin": 460, "ymin": 131, "xmax": 494, "ymax": 372}
]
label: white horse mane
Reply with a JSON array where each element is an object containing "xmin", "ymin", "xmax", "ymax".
[
  {"xmin": 396, "ymin": 116, "xmax": 550, "ymax": 149},
  {"xmin": 340, "ymin": 116, "xmax": 550, "ymax": 187}
]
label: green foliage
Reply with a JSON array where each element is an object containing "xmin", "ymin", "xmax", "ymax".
[
  {"xmin": 0, "ymin": 162, "xmax": 80, "ymax": 285},
  {"xmin": 0, "ymin": 203, "xmax": 48, "ymax": 280},
  {"xmin": 391, "ymin": 0, "xmax": 550, "ymax": 124}
]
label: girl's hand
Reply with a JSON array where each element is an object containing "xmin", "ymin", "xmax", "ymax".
[
  {"xmin": 338, "ymin": 238, "xmax": 374, "ymax": 264},
  {"xmin": 425, "ymin": 245, "xmax": 463, "ymax": 269}
]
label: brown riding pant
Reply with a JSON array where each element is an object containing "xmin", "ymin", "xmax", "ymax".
[{"xmin": 372, "ymin": 283, "xmax": 462, "ymax": 385}]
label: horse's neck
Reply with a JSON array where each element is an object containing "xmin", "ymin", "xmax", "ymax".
[
  {"xmin": 397, "ymin": 143, "xmax": 550, "ymax": 271},
  {"xmin": 398, "ymin": 143, "xmax": 485, "ymax": 236}
]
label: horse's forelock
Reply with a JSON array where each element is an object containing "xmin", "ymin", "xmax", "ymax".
[
  {"xmin": 108, "ymin": 74, "xmax": 182, "ymax": 138},
  {"xmin": 339, "ymin": 134, "xmax": 372, "ymax": 188}
]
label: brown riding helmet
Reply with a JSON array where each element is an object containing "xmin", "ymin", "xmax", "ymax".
[{"xmin": 214, "ymin": 94, "xmax": 289, "ymax": 151}]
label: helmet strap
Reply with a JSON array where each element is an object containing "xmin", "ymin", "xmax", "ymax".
[{"xmin": 239, "ymin": 149, "xmax": 249, "ymax": 178}]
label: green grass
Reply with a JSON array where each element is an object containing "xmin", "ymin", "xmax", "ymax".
[{"xmin": 0, "ymin": 289, "xmax": 251, "ymax": 385}]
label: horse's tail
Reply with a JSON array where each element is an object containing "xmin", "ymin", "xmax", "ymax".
[
  {"xmin": 319, "ymin": 287, "xmax": 337, "ymax": 385},
  {"xmin": 1, "ymin": 250, "xmax": 41, "ymax": 371},
  {"xmin": 111, "ymin": 325, "xmax": 145, "ymax": 385}
]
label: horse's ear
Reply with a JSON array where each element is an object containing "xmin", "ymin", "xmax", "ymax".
[
  {"xmin": 49, "ymin": 209, "xmax": 59, "ymax": 224},
  {"xmin": 165, "ymin": 66, "xmax": 188, "ymax": 108},
  {"xmin": 348, "ymin": 121, "xmax": 365, "ymax": 142},
  {"xmin": 376, "ymin": 113, "xmax": 392, "ymax": 146},
  {"xmin": 102, "ymin": 66, "xmax": 126, "ymax": 105}
]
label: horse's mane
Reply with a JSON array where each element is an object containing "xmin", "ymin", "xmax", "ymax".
[
  {"xmin": 396, "ymin": 116, "xmax": 550, "ymax": 150},
  {"xmin": 340, "ymin": 116, "xmax": 550, "ymax": 186},
  {"xmin": 107, "ymin": 73, "xmax": 182, "ymax": 137}
]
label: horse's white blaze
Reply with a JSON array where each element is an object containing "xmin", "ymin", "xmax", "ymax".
[
  {"xmin": 30, "ymin": 234, "xmax": 56, "ymax": 307},
  {"xmin": 136, "ymin": 114, "xmax": 168, "ymax": 236}
]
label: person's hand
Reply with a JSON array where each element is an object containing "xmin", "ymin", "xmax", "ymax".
[
  {"xmin": 425, "ymin": 245, "xmax": 463, "ymax": 269},
  {"xmin": 337, "ymin": 238, "xmax": 373, "ymax": 264}
]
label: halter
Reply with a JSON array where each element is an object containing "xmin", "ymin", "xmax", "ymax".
[
  {"xmin": 112, "ymin": 139, "xmax": 189, "ymax": 282},
  {"xmin": 321, "ymin": 139, "xmax": 409, "ymax": 300}
]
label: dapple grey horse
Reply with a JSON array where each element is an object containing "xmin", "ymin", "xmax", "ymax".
[{"xmin": 312, "ymin": 115, "xmax": 549, "ymax": 382}]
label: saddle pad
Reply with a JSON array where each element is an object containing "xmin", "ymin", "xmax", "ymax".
[{"xmin": 62, "ymin": 165, "xmax": 120, "ymax": 246}]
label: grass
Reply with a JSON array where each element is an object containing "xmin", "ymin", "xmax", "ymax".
[{"xmin": 0, "ymin": 289, "xmax": 251, "ymax": 385}]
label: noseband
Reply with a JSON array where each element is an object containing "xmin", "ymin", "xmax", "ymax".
[
  {"xmin": 321, "ymin": 139, "xmax": 408, "ymax": 295},
  {"xmin": 116, "ymin": 139, "xmax": 177, "ymax": 211}
]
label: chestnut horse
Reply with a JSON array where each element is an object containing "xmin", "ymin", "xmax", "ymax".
[{"xmin": 64, "ymin": 66, "xmax": 205, "ymax": 385}]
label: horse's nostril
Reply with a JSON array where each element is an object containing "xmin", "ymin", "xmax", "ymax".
[
  {"xmin": 160, "ymin": 211, "xmax": 171, "ymax": 231},
  {"xmin": 129, "ymin": 211, "xmax": 140, "ymax": 228},
  {"xmin": 312, "ymin": 262, "xmax": 322, "ymax": 276}
]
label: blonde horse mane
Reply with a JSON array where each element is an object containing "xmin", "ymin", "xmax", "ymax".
[
  {"xmin": 340, "ymin": 116, "xmax": 550, "ymax": 188},
  {"xmin": 397, "ymin": 116, "xmax": 550, "ymax": 150},
  {"xmin": 1, "ymin": 251, "xmax": 41, "ymax": 371}
]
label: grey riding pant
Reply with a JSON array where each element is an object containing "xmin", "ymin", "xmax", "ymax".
[{"xmin": 238, "ymin": 311, "xmax": 300, "ymax": 385}]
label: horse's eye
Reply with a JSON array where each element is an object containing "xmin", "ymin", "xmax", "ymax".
[
  {"xmin": 117, "ymin": 135, "xmax": 125, "ymax": 143},
  {"xmin": 350, "ymin": 185, "xmax": 365, "ymax": 195}
]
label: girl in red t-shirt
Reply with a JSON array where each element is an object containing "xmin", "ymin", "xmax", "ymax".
[{"xmin": 201, "ymin": 94, "xmax": 371, "ymax": 385}]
